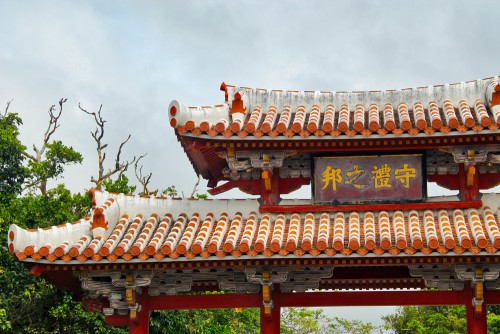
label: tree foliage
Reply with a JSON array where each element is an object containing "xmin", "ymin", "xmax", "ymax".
[
  {"xmin": 22, "ymin": 99, "xmax": 83, "ymax": 196},
  {"xmin": 102, "ymin": 174, "xmax": 137, "ymax": 194},
  {"xmin": 382, "ymin": 305, "xmax": 500, "ymax": 334},
  {"xmin": 150, "ymin": 307, "xmax": 260, "ymax": 334},
  {"xmin": 382, "ymin": 306, "xmax": 467, "ymax": 334},
  {"xmin": 281, "ymin": 307, "xmax": 382, "ymax": 334},
  {"xmin": 0, "ymin": 103, "xmax": 26, "ymax": 200}
]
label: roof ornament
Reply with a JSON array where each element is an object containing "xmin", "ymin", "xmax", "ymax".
[
  {"xmin": 487, "ymin": 80, "xmax": 500, "ymax": 123},
  {"xmin": 230, "ymin": 91, "xmax": 248, "ymax": 132},
  {"xmin": 220, "ymin": 82, "xmax": 228, "ymax": 101}
]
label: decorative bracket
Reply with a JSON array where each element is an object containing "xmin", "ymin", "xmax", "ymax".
[
  {"xmin": 445, "ymin": 145, "xmax": 500, "ymax": 167},
  {"xmin": 245, "ymin": 267, "xmax": 289, "ymax": 317},
  {"xmin": 409, "ymin": 265, "xmax": 464, "ymax": 290},
  {"xmin": 261, "ymin": 271, "xmax": 273, "ymax": 316},
  {"xmin": 472, "ymin": 268, "xmax": 484, "ymax": 314},
  {"xmin": 220, "ymin": 151, "xmax": 295, "ymax": 180},
  {"xmin": 125, "ymin": 274, "xmax": 141, "ymax": 322},
  {"xmin": 409, "ymin": 264, "xmax": 500, "ymax": 291},
  {"xmin": 79, "ymin": 270, "xmax": 154, "ymax": 317},
  {"xmin": 448, "ymin": 146, "xmax": 489, "ymax": 167},
  {"xmin": 148, "ymin": 271, "xmax": 192, "ymax": 296}
]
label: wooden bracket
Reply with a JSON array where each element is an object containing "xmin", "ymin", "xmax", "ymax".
[
  {"xmin": 473, "ymin": 267, "xmax": 484, "ymax": 315},
  {"xmin": 126, "ymin": 274, "xmax": 140, "ymax": 323},
  {"xmin": 227, "ymin": 147, "xmax": 235, "ymax": 159},
  {"xmin": 261, "ymin": 271, "xmax": 273, "ymax": 316},
  {"xmin": 262, "ymin": 170, "xmax": 272, "ymax": 192},
  {"xmin": 467, "ymin": 164, "xmax": 476, "ymax": 188}
]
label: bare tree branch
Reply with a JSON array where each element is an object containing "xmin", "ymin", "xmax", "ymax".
[
  {"xmin": 134, "ymin": 154, "xmax": 157, "ymax": 196},
  {"xmin": 23, "ymin": 98, "xmax": 68, "ymax": 196},
  {"xmin": 29, "ymin": 98, "xmax": 67, "ymax": 162},
  {"xmin": 2, "ymin": 99, "xmax": 13, "ymax": 117},
  {"xmin": 79, "ymin": 103, "xmax": 137, "ymax": 190},
  {"xmin": 189, "ymin": 174, "xmax": 201, "ymax": 198}
]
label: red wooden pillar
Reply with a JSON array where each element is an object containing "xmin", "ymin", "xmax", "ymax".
[
  {"xmin": 465, "ymin": 282, "xmax": 487, "ymax": 334},
  {"xmin": 129, "ymin": 290, "xmax": 151, "ymax": 334},
  {"xmin": 260, "ymin": 168, "xmax": 281, "ymax": 206},
  {"xmin": 458, "ymin": 163, "xmax": 480, "ymax": 201},
  {"xmin": 129, "ymin": 309, "xmax": 150, "ymax": 334},
  {"xmin": 260, "ymin": 284, "xmax": 281, "ymax": 334}
]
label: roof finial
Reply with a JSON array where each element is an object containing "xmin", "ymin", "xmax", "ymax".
[{"xmin": 220, "ymin": 82, "xmax": 228, "ymax": 101}]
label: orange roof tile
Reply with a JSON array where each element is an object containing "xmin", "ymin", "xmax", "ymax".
[
  {"xmin": 168, "ymin": 77, "xmax": 500, "ymax": 140},
  {"xmin": 8, "ymin": 190, "xmax": 500, "ymax": 264}
]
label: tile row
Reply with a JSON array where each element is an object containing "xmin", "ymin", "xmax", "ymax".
[
  {"xmin": 12, "ymin": 206, "xmax": 500, "ymax": 262},
  {"xmin": 174, "ymin": 100, "xmax": 499, "ymax": 138}
]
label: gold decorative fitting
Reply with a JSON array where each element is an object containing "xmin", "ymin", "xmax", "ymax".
[
  {"xmin": 262, "ymin": 170, "xmax": 272, "ymax": 191},
  {"xmin": 473, "ymin": 267, "xmax": 484, "ymax": 314},
  {"xmin": 227, "ymin": 147, "xmax": 235, "ymax": 162},
  {"xmin": 467, "ymin": 149, "xmax": 475, "ymax": 161},
  {"xmin": 263, "ymin": 153, "xmax": 270, "ymax": 167},
  {"xmin": 126, "ymin": 288, "xmax": 136, "ymax": 306},
  {"xmin": 467, "ymin": 165, "xmax": 476, "ymax": 187},
  {"xmin": 126, "ymin": 274, "xmax": 134, "ymax": 286},
  {"xmin": 261, "ymin": 271, "xmax": 273, "ymax": 316},
  {"xmin": 129, "ymin": 309, "xmax": 137, "ymax": 321}
]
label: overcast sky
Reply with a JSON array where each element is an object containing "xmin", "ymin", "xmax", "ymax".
[
  {"xmin": 1, "ymin": 0, "xmax": 499, "ymax": 325},
  {"xmin": 2, "ymin": 0, "xmax": 499, "ymax": 198}
]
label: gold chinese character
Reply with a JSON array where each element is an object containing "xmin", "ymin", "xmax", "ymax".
[
  {"xmin": 322, "ymin": 166, "xmax": 343, "ymax": 191},
  {"xmin": 371, "ymin": 164, "xmax": 392, "ymax": 188},
  {"xmin": 395, "ymin": 163, "xmax": 417, "ymax": 188},
  {"xmin": 345, "ymin": 165, "xmax": 368, "ymax": 190}
]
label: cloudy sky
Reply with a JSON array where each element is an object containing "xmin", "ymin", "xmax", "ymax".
[
  {"xmin": 1, "ymin": 0, "xmax": 499, "ymax": 324},
  {"xmin": 2, "ymin": 0, "xmax": 499, "ymax": 197}
]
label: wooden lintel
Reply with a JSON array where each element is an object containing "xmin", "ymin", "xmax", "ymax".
[
  {"xmin": 260, "ymin": 200, "xmax": 483, "ymax": 213},
  {"xmin": 130, "ymin": 290, "xmax": 500, "ymax": 311}
]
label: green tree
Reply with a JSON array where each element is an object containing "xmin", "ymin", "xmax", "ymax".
[
  {"xmin": 22, "ymin": 99, "xmax": 83, "ymax": 196},
  {"xmin": 383, "ymin": 305, "xmax": 500, "ymax": 334},
  {"xmin": 103, "ymin": 174, "xmax": 137, "ymax": 194},
  {"xmin": 0, "ymin": 101, "xmax": 117, "ymax": 333},
  {"xmin": 150, "ymin": 307, "xmax": 259, "ymax": 334},
  {"xmin": 328, "ymin": 316, "xmax": 383, "ymax": 334},
  {"xmin": 383, "ymin": 306, "xmax": 467, "ymax": 334},
  {"xmin": 281, "ymin": 307, "xmax": 382, "ymax": 334},
  {"xmin": 0, "ymin": 101, "xmax": 26, "ymax": 200}
]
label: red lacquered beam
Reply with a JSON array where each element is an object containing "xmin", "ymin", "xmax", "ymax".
[
  {"xmin": 260, "ymin": 200, "xmax": 483, "ymax": 213},
  {"xmin": 146, "ymin": 293, "xmax": 262, "ymax": 310}
]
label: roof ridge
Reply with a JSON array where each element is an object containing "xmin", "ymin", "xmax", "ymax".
[{"xmin": 222, "ymin": 76, "xmax": 499, "ymax": 97}]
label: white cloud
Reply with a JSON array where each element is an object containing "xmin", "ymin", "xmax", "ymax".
[{"xmin": 1, "ymin": 0, "xmax": 499, "ymax": 197}]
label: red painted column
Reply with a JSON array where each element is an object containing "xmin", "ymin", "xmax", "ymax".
[
  {"xmin": 260, "ymin": 168, "xmax": 281, "ymax": 206},
  {"xmin": 129, "ymin": 289, "xmax": 151, "ymax": 334},
  {"xmin": 129, "ymin": 308, "xmax": 150, "ymax": 334},
  {"xmin": 458, "ymin": 163, "xmax": 480, "ymax": 201},
  {"xmin": 465, "ymin": 283, "xmax": 487, "ymax": 334},
  {"xmin": 260, "ymin": 284, "xmax": 281, "ymax": 334}
]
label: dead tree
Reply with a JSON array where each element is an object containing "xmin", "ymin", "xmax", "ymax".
[
  {"xmin": 2, "ymin": 99, "xmax": 13, "ymax": 117},
  {"xmin": 23, "ymin": 98, "xmax": 67, "ymax": 196},
  {"xmin": 189, "ymin": 174, "xmax": 201, "ymax": 198},
  {"xmin": 79, "ymin": 103, "xmax": 136, "ymax": 190},
  {"xmin": 134, "ymin": 154, "xmax": 157, "ymax": 196}
]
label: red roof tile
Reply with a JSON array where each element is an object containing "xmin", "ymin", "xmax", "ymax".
[
  {"xmin": 8, "ymin": 190, "xmax": 500, "ymax": 264},
  {"xmin": 168, "ymin": 77, "xmax": 500, "ymax": 140}
]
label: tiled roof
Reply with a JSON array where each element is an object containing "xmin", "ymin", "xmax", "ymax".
[
  {"xmin": 168, "ymin": 77, "xmax": 500, "ymax": 139},
  {"xmin": 8, "ymin": 191, "xmax": 500, "ymax": 263}
]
